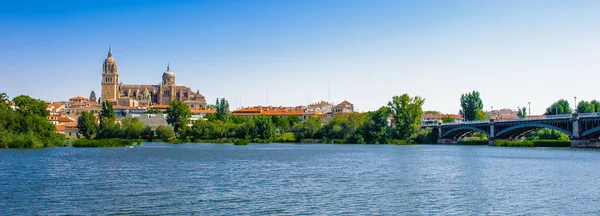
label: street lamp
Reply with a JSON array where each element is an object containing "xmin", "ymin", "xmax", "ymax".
[
  {"xmin": 574, "ymin": 96, "xmax": 578, "ymax": 114},
  {"xmin": 528, "ymin": 101, "xmax": 531, "ymax": 117}
]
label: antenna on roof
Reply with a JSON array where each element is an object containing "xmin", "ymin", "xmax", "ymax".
[{"xmin": 266, "ymin": 90, "xmax": 269, "ymax": 106}]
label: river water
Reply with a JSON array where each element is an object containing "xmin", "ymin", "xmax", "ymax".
[{"xmin": 1, "ymin": 143, "xmax": 600, "ymax": 215}]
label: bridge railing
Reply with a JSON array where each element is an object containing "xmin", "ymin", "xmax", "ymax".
[{"xmin": 421, "ymin": 114, "xmax": 579, "ymax": 127}]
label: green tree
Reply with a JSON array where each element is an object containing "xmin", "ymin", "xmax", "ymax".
[
  {"xmin": 271, "ymin": 116, "xmax": 291, "ymax": 132},
  {"xmin": 100, "ymin": 101, "xmax": 115, "ymax": 119},
  {"xmin": 591, "ymin": 100, "xmax": 600, "ymax": 112},
  {"xmin": 286, "ymin": 116, "xmax": 301, "ymax": 128},
  {"xmin": 577, "ymin": 100, "xmax": 595, "ymax": 113},
  {"xmin": 215, "ymin": 98, "xmax": 230, "ymax": 122},
  {"xmin": 255, "ymin": 115, "xmax": 275, "ymax": 140},
  {"xmin": 141, "ymin": 126, "xmax": 155, "ymax": 141},
  {"xmin": 441, "ymin": 115, "xmax": 455, "ymax": 123},
  {"xmin": 424, "ymin": 110, "xmax": 441, "ymax": 114},
  {"xmin": 166, "ymin": 99, "xmax": 192, "ymax": 134},
  {"xmin": 206, "ymin": 104, "xmax": 217, "ymax": 110},
  {"xmin": 360, "ymin": 106, "xmax": 391, "ymax": 144},
  {"xmin": 292, "ymin": 116, "xmax": 322, "ymax": 141},
  {"xmin": 545, "ymin": 99, "xmax": 572, "ymax": 115},
  {"xmin": 388, "ymin": 94, "xmax": 425, "ymax": 141},
  {"xmin": 13, "ymin": 95, "xmax": 49, "ymax": 117},
  {"xmin": 517, "ymin": 107, "xmax": 528, "ymax": 118},
  {"xmin": 459, "ymin": 91, "xmax": 484, "ymax": 121},
  {"xmin": 77, "ymin": 111, "xmax": 97, "ymax": 139},
  {"xmin": 155, "ymin": 125, "xmax": 175, "ymax": 140},
  {"xmin": 121, "ymin": 117, "xmax": 145, "ymax": 139}
]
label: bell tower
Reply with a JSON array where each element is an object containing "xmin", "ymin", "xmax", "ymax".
[{"xmin": 101, "ymin": 44, "xmax": 119, "ymax": 102}]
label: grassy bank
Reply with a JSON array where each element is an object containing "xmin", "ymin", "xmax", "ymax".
[
  {"xmin": 72, "ymin": 139, "xmax": 140, "ymax": 147},
  {"xmin": 457, "ymin": 139, "xmax": 489, "ymax": 145},
  {"xmin": 494, "ymin": 139, "xmax": 571, "ymax": 147}
]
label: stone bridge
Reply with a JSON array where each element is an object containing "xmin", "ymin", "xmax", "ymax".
[{"xmin": 426, "ymin": 113, "xmax": 600, "ymax": 147}]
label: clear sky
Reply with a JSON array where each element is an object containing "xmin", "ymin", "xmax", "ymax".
[{"xmin": 1, "ymin": 0, "xmax": 599, "ymax": 114}]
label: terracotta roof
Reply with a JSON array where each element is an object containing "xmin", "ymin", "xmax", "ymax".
[
  {"xmin": 58, "ymin": 116, "xmax": 75, "ymax": 123},
  {"xmin": 55, "ymin": 125, "xmax": 65, "ymax": 131},
  {"xmin": 63, "ymin": 122, "xmax": 78, "ymax": 127},
  {"xmin": 150, "ymin": 105, "xmax": 169, "ymax": 109},
  {"xmin": 232, "ymin": 106, "xmax": 305, "ymax": 116},
  {"xmin": 192, "ymin": 110, "xmax": 217, "ymax": 114},
  {"xmin": 338, "ymin": 100, "xmax": 353, "ymax": 106}
]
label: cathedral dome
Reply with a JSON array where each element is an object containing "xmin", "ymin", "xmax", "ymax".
[{"xmin": 162, "ymin": 64, "xmax": 175, "ymax": 78}]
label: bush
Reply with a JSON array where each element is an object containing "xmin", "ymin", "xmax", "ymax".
[
  {"xmin": 234, "ymin": 139, "xmax": 250, "ymax": 145},
  {"xmin": 386, "ymin": 140, "xmax": 409, "ymax": 145},
  {"xmin": 72, "ymin": 139, "xmax": 136, "ymax": 147},
  {"xmin": 155, "ymin": 126, "xmax": 175, "ymax": 141},
  {"xmin": 274, "ymin": 133, "xmax": 295, "ymax": 143},
  {"xmin": 457, "ymin": 139, "xmax": 489, "ymax": 145},
  {"xmin": 494, "ymin": 140, "xmax": 533, "ymax": 147},
  {"xmin": 532, "ymin": 139, "xmax": 570, "ymax": 147}
]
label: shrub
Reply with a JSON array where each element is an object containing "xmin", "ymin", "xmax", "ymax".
[
  {"xmin": 72, "ymin": 139, "xmax": 135, "ymax": 147},
  {"xmin": 386, "ymin": 140, "xmax": 409, "ymax": 145},
  {"xmin": 457, "ymin": 139, "xmax": 488, "ymax": 145},
  {"xmin": 234, "ymin": 139, "xmax": 250, "ymax": 145}
]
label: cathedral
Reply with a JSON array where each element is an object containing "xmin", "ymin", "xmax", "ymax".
[{"xmin": 100, "ymin": 46, "xmax": 207, "ymax": 109}]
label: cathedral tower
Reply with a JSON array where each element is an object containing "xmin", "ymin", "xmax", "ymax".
[
  {"xmin": 159, "ymin": 64, "xmax": 176, "ymax": 104},
  {"xmin": 101, "ymin": 45, "xmax": 119, "ymax": 102}
]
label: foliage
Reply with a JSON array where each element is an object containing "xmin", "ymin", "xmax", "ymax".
[
  {"xmin": 494, "ymin": 140, "xmax": 534, "ymax": 147},
  {"xmin": 424, "ymin": 110, "xmax": 441, "ymax": 114},
  {"xmin": 386, "ymin": 140, "xmax": 409, "ymax": 145},
  {"xmin": 206, "ymin": 104, "xmax": 217, "ymax": 110},
  {"xmin": 456, "ymin": 139, "xmax": 488, "ymax": 145},
  {"xmin": 166, "ymin": 99, "xmax": 191, "ymax": 133},
  {"xmin": 120, "ymin": 117, "xmax": 145, "ymax": 139},
  {"xmin": 274, "ymin": 133, "xmax": 296, "ymax": 142},
  {"xmin": 591, "ymin": 100, "xmax": 600, "ymax": 112},
  {"xmin": 517, "ymin": 107, "xmax": 528, "ymax": 118},
  {"xmin": 144, "ymin": 109, "xmax": 164, "ymax": 114},
  {"xmin": 441, "ymin": 115, "xmax": 455, "ymax": 123},
  {"xmin": 215, "ymin": 98, "xmax": 230, "ymax": 122},
  {"xmin": 459, "ymin": 91, "xmax": 484, "ymax": 121},
  {"xmin": 77, "ymin": 111, "xmax": 97, "ymax": 139},
  {"xmin": 100, "ymin": 101, "xmax": 115, "ymax": 119},
  {"xmin": 577, "ymin": 100, "xmax": 595, "ymax": 113},
  {"xmin": 0, "ymin": 94, "xmax": 65, "ymax": 148},
  {"xmin": 234, "ymin": 139, "xmax": 250, "ymax": 145},
  {"xmin": 475, "ymin": 109, "xmax": 487, "ymax": 121},
  {"xmin": 414, "ymin": 127, "xmax": 438, "ymax": 144},
  {"xmin": 72, "ymin": 138, "xmax": 137, "ymax": 147},
  {"xmin": 388, "ymin": 94, "xmax": 425, "ymax": 141},
  {"xmin": 141, "ymin": 126, "xmax": 155, "ymax": 141},
  {"xmin": 155, "ymin": 125, "xmax": 175, "ymax": 140},
  {"xmin": 524, "ymin": 128, "xmax": 570, "ymax": 140},
  {"xmin": 360, "ymin": 106, "xmax": 391, "ymax": 144},
  {"xmin": 545, "ymin": 99, "xmax": 572, "ymax": 115},
  {"xmin": 255, "ymin": 115, "xmax": 275, "ymax": 140},
  {"xmin": 292, "ymin": 117, "xmax": 322, "ymax": 141}
]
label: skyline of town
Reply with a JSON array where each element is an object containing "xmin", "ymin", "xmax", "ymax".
[{"xmin": 2, "ymin": 1, "xmax": 600, "ymax": 114}]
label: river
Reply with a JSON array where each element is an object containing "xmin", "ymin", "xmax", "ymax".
[{"xmin": 1, "ymin": 143, "xmax": 600, "ymax": 215}]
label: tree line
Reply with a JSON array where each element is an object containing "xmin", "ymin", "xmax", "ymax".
[{"xmin": 0, "ymin": 93, "xmax": 65, "ymax": 148}]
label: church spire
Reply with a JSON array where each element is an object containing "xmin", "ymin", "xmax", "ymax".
[
  {"xmin": 167, "ymin": 62, "xmax": 171, "ymax": 71},
  {"xmin": 108, "ymin": 43, "xmax": 112, "ymax": 57}
]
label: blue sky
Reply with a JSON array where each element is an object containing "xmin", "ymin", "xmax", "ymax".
[{"xmin": 1, "ymin": 0, "xmax": 599, "ymax": 114}]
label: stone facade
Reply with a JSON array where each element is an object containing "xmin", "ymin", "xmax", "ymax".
[{"xmin": 100, "ymin": 46, "xmax": 207, "ymax": 108}]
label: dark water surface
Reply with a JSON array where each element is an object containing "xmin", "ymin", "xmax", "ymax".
[{"xmin": 2, "ymin": 143, "xmax": 600, "ymax": 215}]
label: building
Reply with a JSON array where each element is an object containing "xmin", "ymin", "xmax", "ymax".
[
  {"xmin": 189, "ymin": 109, "xmax": 217, "ymax": 125},
  {"xmin": 421, "ymin": 113, "xmax": 463, "ymax": 125},
  {"xmin": 100, "ymin": 45, "xmax": 207, "ymax": 109},
  {"xmin": 334, "ymin": 100, "xmax": 354, "ymax": 114},
  {"xmin": 126, "ymin": 113, "xmax": 170, "ymax": 129},
  {"xmin": 488, "ymin": 108, "xmax": 518, "ymax": 117}
]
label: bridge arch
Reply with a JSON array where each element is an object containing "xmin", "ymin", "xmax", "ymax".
[
  {"xmin": 442, "ymin": 126, "xmax": 490, "ymax": 138},
  {"xmin": 495, "ymin": 123, "xmax": 572, "ymax": 138},
  {"xmin": 581, "ymin": 126, "xmax": 600, "ymax": 138}
]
